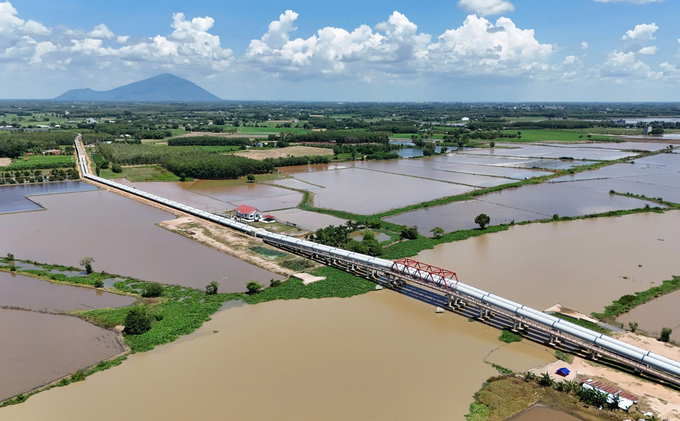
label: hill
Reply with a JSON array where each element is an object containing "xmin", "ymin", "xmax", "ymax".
[{"xmin": 55, "ymin": 74, "xmax": 221, "ymax": 102}]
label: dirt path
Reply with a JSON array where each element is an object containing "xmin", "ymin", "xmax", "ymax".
[
  {"xmin": 0, "ymin": 157, "xmax": 11, "ymax": 167},
  {"xmin": 158, "ymin": 216, "xmax": 302, "ymax": 277}
]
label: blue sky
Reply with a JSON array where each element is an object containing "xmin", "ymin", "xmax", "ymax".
[{"xmin": 2, "ymin": 0, "xmax": 680, "ymax": 101}]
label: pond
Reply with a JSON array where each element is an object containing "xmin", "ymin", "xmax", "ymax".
[{"xmin": 0, "ymin": 181, "xmax": 97, "ymax": 214}]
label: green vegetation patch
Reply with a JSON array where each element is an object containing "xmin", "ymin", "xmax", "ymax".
[
  {"xmin": 501, "ymin": 130, "xmax": 612, "ymax": 143},
  {"xmin": 555, "ymin": 349, "xmax": 574, "ymax": 364},
  {"xmin": 499, "ymin": 328, "xmax": 523, "ymax": 343},
  {"xmin": 250, "ymin": 246, "xmax": 289, "ymax": 258},
  {"xmin": 593, "ymin": 276, "xmax": 680, "ymax": 323},
  {"xmin": 99, "ymin": 165, "xmax": 185, "ymax": 182},
  {"xmin": 280, "ymin": 258, "xmax": 316, "ymax": 271}
]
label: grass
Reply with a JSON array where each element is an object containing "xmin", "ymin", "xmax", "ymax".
[
  {"xmin": 468, "ymin": 375, "xmax": 637, "ymax": 421},
  {"xmin": 555, "ymin": 349, "xmax": 574, "ymax": 364},
  {"xmin": 501, "ymin": 130, "xmax": 613, "ymax": 142},
  {"xmin": 11, "ymin": 154, "xmax": 74, "ymax": 166},
  {"xmin": 592, "ymin": 276, "xmax": 680, "ymax": 323},
  {"xmin": 499, "ymin": 328, "xmax": 524, "ymax": 343},
  {"xmin": 99, "ymin": 165, "xmax": 186, "ymax": 182}
]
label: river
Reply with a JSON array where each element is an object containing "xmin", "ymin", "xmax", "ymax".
[
  {"xmin": 1, "ymin": 290, "xmax": 555, "ymax": 420},
  {"xmin": 414, "ymin": 211, "xmax": 680, "ymax": 314}
]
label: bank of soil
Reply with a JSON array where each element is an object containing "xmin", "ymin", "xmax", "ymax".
[
  {"xmin": 0, "ymin": 157, "xmax": 11, "ymax": 167},
  {"xmin": 233, "ymin": 146, "xmax": 334, "ymax": 160},
  {"xmin": 158, "ymin": 216, "xmax": 313, "ymax": 277}
]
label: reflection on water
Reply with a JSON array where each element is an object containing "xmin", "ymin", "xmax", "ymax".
[
  {"xmin": 415, "ymin": 211, "xmax": 680, "ymax": 313},
  {"xmin": 2, "ymin": 290, "xmax": 554, "ymax": 420},
  {"xmin": 0, "ymin": 181, "xmax": 97, "ymax": 214}
]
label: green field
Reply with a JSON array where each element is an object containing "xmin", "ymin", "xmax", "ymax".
[
  {"xmin": 236, "ymin": 126, "xmax": 310, "ymax": 134},
  {"xmin": 99, "ymin": 165, "xmax": 185, "ymax": 182},
  {"xmin": 14, "ymin": 154, "xmax": 74, "ymax": 165},
  {"xmin": 501, "ymin": 130, "xmax": 613, "ymax": 142}
]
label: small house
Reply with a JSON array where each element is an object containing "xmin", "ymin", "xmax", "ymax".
[
  {"xmin": 643, "ymin": 125, "xmax": 653, "ymax": 135},
  {"xmin": 235, "ymin": 205, "xmax": 262, "ymax": 221},
  {"xmin": 262, "ymin": 215, "xmax": 276, "ymax": 223}
]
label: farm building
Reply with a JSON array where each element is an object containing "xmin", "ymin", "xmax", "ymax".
[
  {"xmin": 235, "ymin": 205, "xmax": 262, "ymax": 221},
  {"xmin": 581, "ymin": 379, "xmax": 638, "ymax": 411}
]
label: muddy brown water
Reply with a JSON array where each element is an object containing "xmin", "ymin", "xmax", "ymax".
[
  {"xmin": 618, "ymin": 292, "xmax": 680, "ymax": 341},
  {"xmin": 116, "ymin": 179, "xmax": 231, "ymax": 212},
  {"xmin": 0, "ymin": 309, "xmax": 125, "ymax": 402},
  {"xmin": 0, "ymin": 271, "xmax": 135, "ymax": 312},
  {"xmin": 267, "ymin": 208, "xmax": 346, "ymax": 231},
  {"xmin": 1, "ymin": 290, "xmax": 555, "ymax": 420},
  {"xmin": 292, "ymin": 167, "xmax": 473, "ymax": 214},
  {"xmin": 0, "ymin": 190, "xmax": 283, "ymax": 292},
  {"xmin": 462, "ymin": 144, "xmax": 637, "ymax": 160},
  {"xmin": 510, "ymin": 405, "xmax": 582, "ymax": 421},
  {"xmin": 415, "ymin": 211, "xmax": 680, "ymax": 314}
]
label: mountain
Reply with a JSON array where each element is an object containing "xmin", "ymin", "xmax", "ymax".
[{"xmin": 55, "ymin": 74, "xmax": 221, "ymax": 102}]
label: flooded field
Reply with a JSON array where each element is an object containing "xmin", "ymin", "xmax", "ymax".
[
  {"xmin": 415, "ymin": 211, "xmax": 680, "ymax": 313},
  {"xmin": 434, "ymin": 154, "xmax": 591, "ymax": 171},
  {"xmin": 510, "ymin": 406, "xmax": 581, "ymax": 421},
  {"xmin": 349, "ymin": 230, "xmax": 391, "ymax": 242},
  {"xmin": 0, "ymin": 271, "xmax": 135, "ymax": 312},
  {"xmin": 1, "ymin": 290, "xmax": 555, "ymax": 420},
  {"xmin": 293, "ymin": 167, "xmax": 473, "ymax": 213},
  {"xmin": 267, "ymin": 208, "xmax": 346, "ymax": 231},
  {"xmin": 0, "ymin": 182, "xmax": 97, "ymax": 214},
  {"xmin": 117, "ymin": 179, "xmax": 231, "ymax": 212},
  {"xmin": 0, "ymin": 309, "xmax": 125, "ymax": 401},
  {"xmin": 462, "ymin": 144, "xmax": 637, "ymax": 160},
  {"xmin": 553, "ymin": 153, "xmax": 680, "ymax": 203},
  {"xmin": 0, "ymin": 190, "xmax": 283, "ymax": 292},
  {"xmin": 387, "ymin": 182, "xmax": 655, "ymax": 233},
  {"xmin": 618, "ymin": 292, "xmax": 680, "ymax": 341}
]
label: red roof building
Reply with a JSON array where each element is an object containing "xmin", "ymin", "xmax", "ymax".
[{"xmin": 235, "ymin": 205, "xmax": 262, "ymax": 221}]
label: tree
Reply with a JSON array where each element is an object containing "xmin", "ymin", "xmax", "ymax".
[
  {"xmin": 80, "ymin": 256, "xmax": 95, "ymax": 274},
  {"xmin": 270, "ymin": 279, "xmax": 282, "ymax": 288},
  {"xmin": 111, "ymin": 163, "xmax": 122, "ymax": 173},
  {"xmin": 628, "ymin": 322, "xmax": 638, "ymax": 332},
  {"xmin": 422, "ymin": 143, "xmax": 435, "ymax": 156},
  {"xmin": 142, "ymin": 282, "xmax": 163, "ymax": 298},
  {"xmin": 205, "ymin": 281, "xmax": 219, "ymax": 295},
  {"xmin": 430, "ymin": 227, "xmax": 444, "ymax": 239},
  {"xmin": 247, "ymin": 281, "xmax": 263, "ymax": 294},
  {"xmin": 246, "ymin": 173, "xmax": 255, "ymax": 183},
  {"xmin": 94, "ymin": 279, "xmax": 104, "ymax": 288},
  {"xmin": 475, "ymin": 213, "xmax": 490, "ymax": 229},
  {"xmin": 490, "ymin": 141, "xmax": 495, "ymax": 148},
  {"xmin": 660, "ymin": 327, "xmax": 672, "ymax": 342},
  {"xmin": 180, "ymin": 172, "xmax": 187, "ymax": 182},
  {"xmin": 124, "ymin": 306, "xmax": 152, "ymax": 335},
  {"xmin": 400, "ymin": 226, "xmax": 419, "ymax": 240}
]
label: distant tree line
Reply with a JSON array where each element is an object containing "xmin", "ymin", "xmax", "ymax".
[{"xmin": 167, "ymin": 137, "xmax": 252, "ymax": 147}]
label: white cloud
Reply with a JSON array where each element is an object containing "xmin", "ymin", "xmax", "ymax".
[
  {"xmin": 638, "ymin": 45, "xmax": 657, "ymax": 55},
  {"xmin": 594, "ymin": 0, "xmax": 663, "ymax": 3},
  {"xmin": 116, "ymin": 35, "xmax": 129, "ymax": 44},
  {"xmin": 88, "ymin": 24, "xmax": 114, "ymax": 39},
  {"xmin": 622, "ymin": 23, "xmax": 658, "ymax": 43},
  {"xmin": 580, "ymin": 41, "xmax": 589, "ymax": 50},
  {"xmin": 245, "ymin": 12, "xmax": 553, "ymax": 80},
  {"xmin": 0, "ymin": 2, "xmax": 50, "ymax": 35},
  {"xmin": 457, "ymin": 0, "xmax": 515, "ymax": 16},
  {"xmin": 30, "ymin": 41, "xmax": 56, "ymax": 63},
  {"xmin": 599, "ymin": 50, "xmax": 661, "ymax": 81}
]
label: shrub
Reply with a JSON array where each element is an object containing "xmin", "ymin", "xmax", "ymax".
[
  {"xmin": 205, "ymin": 281, "xmax": 219, "ymax": 295},
  {"xmin": 498, "ymin": 328, "xmax": 523, "ymax": 343},
  {"xmin": 71, "ymin": 369, "xmax": 86, "ymax": 382},
  {"xmin": 246, "ymin": 173, "xmax": 255, "ymax": 182},
  {"xmin": 628, "ymin": 322, "xmax": 638, "ymax": 332},
  {"xmin": 400, "ymin": 226, "xmax": 419, "ymax": 240},
  {"xmin": 246, "ymin": 281, "xmax": 263, "ymax": 294},
  {"xmin": 270, "ymin": 279, "xmax": 282, "ymax": 288},
  {"xmin": 94, "ymin": 279, "xmax": 104, "ymax": 288},
  {"xmin": 141, "ymin": 282, "xmax": 163, "ymax": 298},
  {"xmin": 124, "ymin": 306, "xmax": 152, "ymax": 335},
  {"xmin": 111, "ymin": 163, "xmax": 122, "ymax": 173},
  {"xmin": 660, "ymin": 327, "xmax": 672, "ymax": 342}
]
